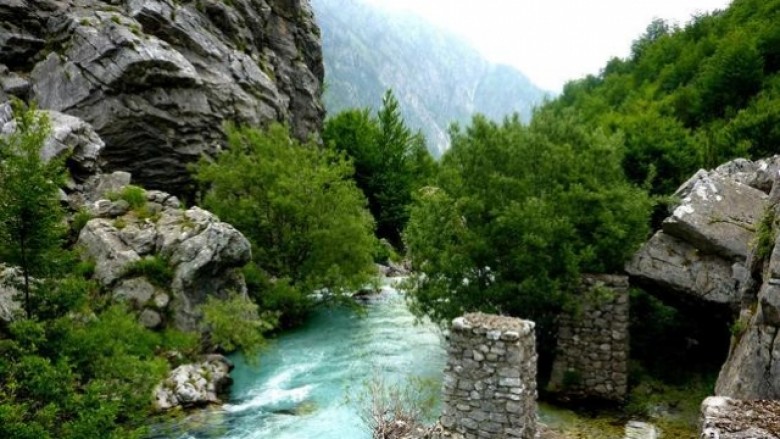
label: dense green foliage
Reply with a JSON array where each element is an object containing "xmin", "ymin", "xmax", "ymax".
[
  {"xmin": 123, "ymin": 256, "xmax": 173, "ymax": 290},
  {"xmin": 0, "ymin": 103, "xmax": 186, "ymax": 438},
  {"xmin": 196, "ymin": 123, "xmax": 377, "ymax": 325},
  {"xmin": 201, "ymin": 293, "xmax": 275, "ymax": 356},
  {"xmin": 404, "ymin": 110, "xmax": 652, "ymax": 356},
  {"xmin": 0, "ymin": 104, "xmax": 268, "ymax": 438},
  {"xmin": 0, "ymin": 281, "xmax": 203, "ymax": 439},
  {"xmin": 547, "ymin": 0, "xmax": 780, "ymax": 195},
  {"xmin": 0, "ymin": 100, "xmax": 68, "ymax": 318},
  {"xmin": 324, "ymin": 90, "xmax": 437, "ymax": 249}
]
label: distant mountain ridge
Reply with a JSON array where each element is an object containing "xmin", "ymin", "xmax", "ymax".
[{"xmin": 312, "ymin": 0, "xmax": 549, "ymax": 155}]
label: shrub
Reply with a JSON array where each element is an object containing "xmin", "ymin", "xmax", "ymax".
[
  {"xmin": 351, "ymin": 373, "xmax": 439, "ymax": 439},
  {"xmin": 201, "ymin": 292, "xmax": 275, "ymax": 356},
  {"xmin": 71, "ymin": 208, "xmax": 93, "ymax": 234},
  {"xmin": 107, "ymin": 185, "xmax": 147, "ymax": 210},
  {"xmin": 123, "ymin": 256, "xmax": 173, "ymax": 289},
  {"xmin": 753, "ymin": 207, "xmax": 777, "ymax": 261},
  {"xmin": 195, "ymin": 123, "xmax": 377, "ymax": 321}
]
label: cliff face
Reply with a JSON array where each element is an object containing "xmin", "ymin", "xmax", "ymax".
[
  {"xmin": 627, "ymin": 156, "xmax": 780, "ymax": 399},
  {"xmin": 313, "ymin": 0, "xmax": 547, "ymax": 156},
  {"xmin": 0, "ymin": 0, "xmax": 325, "ymax": 195}
]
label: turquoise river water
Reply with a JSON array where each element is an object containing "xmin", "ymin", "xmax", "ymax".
[
  {"xmin": 152, "ymin": 278, "xmax": 626, "ymax": 439},
  {"xmin": 154, "ymin": 278, "xmax": 447, "ymax": 439}
]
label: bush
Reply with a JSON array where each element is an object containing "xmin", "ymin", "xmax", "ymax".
[
  {"xmin": 195, "ymin": 123, "xmax": 378, "ymax": 321},
  {"xmin": 123, "ymin": 256, "xmax": 173, "ymax": 289},
  {"xmin": 405, "ymin": 111, "xmax": 651, "ymax": 324},
  {"xmin": 351, "ymin": 373, "xmax": 439, "ymax": 439},
  {"xmin": 71, "ymin": 209, "xmax": 93, "ymax": 234},
  {"xmin": 201, "ymin": 292, "xmax": 275, "ymax": 356},
  {"xmin": 107, "ymin": 185, "xmax": 146, "ymax": 210},
  {"xmin": 0, "ymin": 291, "xmax": 170, "ymax": 438}
]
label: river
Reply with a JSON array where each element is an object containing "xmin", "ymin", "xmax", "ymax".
[
  {"xmin": 153, "ymin": 277, "xmax": 447, "ymax": 439},
  {"xmin": 152, "ymin": 278, "xmax": 647, "ymax": 439}
]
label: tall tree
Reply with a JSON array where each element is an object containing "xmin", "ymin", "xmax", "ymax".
[
  {"xmin": 324, "ymin": 90, "xmax": 437, "ymax": 249},
  {"xmin": 195, "ymin": 123, "xmax": 377, "ymax": 324},
  {"xmin": 404, "ymin": 110, "xmax": 651, "ymax": 365},
  {"xmin": 0, "ymin": 100, "xmax": 67, "ymax": 318}
]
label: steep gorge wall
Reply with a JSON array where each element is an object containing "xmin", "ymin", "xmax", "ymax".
[{"xmin": 0, "ymin": 0, "xmax": 325, "ymax": 195}]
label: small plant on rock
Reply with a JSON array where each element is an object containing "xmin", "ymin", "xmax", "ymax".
[
  {"xmin": 107, "ymin": 185, "xmax": 147, "ymax": 210},
  {"xmin": 124, "ymin": 256, "xmax": 173, "ymax": 289},
  {"xmin": 753, "ymin": 207, "xmax": 777, "ymax": 261},
  {"xmin": 71, "ymin": 208, "xmax": 93, "ymax": 234},
  {"xmin": 200, "ymin": 292, "xmax": 275, "ymax": 356}
]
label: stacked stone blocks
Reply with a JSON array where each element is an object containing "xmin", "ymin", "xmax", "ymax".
[
  {"xmin": 439, "ymin": 312, "xmax": 537, "ymax": 439},
  {"xmin": 548, "ymin": 274, "xmax": 630, "ymax": 402}
]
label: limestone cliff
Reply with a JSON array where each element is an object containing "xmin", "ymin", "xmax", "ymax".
[
  {"xmin": 627, "ymin": 156, "xmax": 780, "ymax": 400},
  {"xmin": 627, "ymin": 158, "xmax": 775, "ymax": 309},
  {"xmin": 715, "ymin": 169, "xmax": 780, "ymax": 399},
  {"xmin": 0, "ymin": 0, "xmax": 325, "ymax": 195}
]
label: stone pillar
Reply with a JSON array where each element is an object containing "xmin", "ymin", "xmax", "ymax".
[
  {"xmin": 548, "ymin": 274, "xmax": 629, "ymax": 402},
  {"xmin": 439, "ymin": 312, "xmax": 537, "ymax": 439}
]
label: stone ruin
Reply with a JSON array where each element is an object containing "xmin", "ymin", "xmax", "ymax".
[
  {"xmin": 438, "ymin": 312, "xmax": 538, "ymax": 439},
  {"xmin": 547, "ymin": 274, "xmax": 630, "ymax": 402}
]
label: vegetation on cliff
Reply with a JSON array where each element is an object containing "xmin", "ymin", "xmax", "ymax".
[{"xmin": 0, "ymin": 102, "xmax": 204, "ymax": 438}]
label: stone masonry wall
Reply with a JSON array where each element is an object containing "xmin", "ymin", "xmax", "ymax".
[
  {"xmin": 548, "ymin": 274, "xmax": 630, "ymax": 402},
  {"xmin": 439, "ymin": 313, "xmax": 538, "ymax": 439}
]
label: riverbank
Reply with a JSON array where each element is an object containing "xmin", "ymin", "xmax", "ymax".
[{"xmin": 151, "ymin": 278, "xmax": 711, "ymax": 439}]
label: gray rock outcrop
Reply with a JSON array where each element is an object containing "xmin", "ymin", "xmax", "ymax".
[
  {"xmin": 627, "ymin": 157, "xmax": 772, "ymax": 308},
  {"xmin": 700, "ymin": 396, "xmax": 780, "ymax": 438},
  {"xmin": 0, "ymin": 0, "xmax": 324, "ymax": 195},
  {"xmin": 0, "ymin": 103, "xmax": 105, "ymax": 185},
  {"xmin": 715, "ymin": 172, "xmax": 780, "ymax": 399},
  {"xmin": 77, "ymin": 184, "xmax": 251, "ymax": 331},
  {"xmin": 0, "ymin": 264, "xmax": 23, "ymax": 323},
  {"xmin": 153, "ymin": 354, "xmax": 234, "ymax": 411}
]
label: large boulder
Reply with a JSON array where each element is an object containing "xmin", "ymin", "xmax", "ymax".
[
  {"xmin": 715, "ymin": 165, "xmax": 780, "ymax": 399},
  {"xmin": 627, "ymin": 231, "xmax": 743, "ymax": 306},
  {"xmin": 627, "ymin": 157, "xmax": 772, "ymax": 309},
  {"xmin": 0, "ymin": 0, "xmax": 324, "ymax": 195},
  {"xmin": 663, "ymin": 171, "xmax": 766, "ymax": 260},
  {"xmin": 77, "ymin": 185, "xmax": 251, "ymax": 331},
  {"xmin": 153, "ymin": 354, "xmax": 234, "ymax": 411},
  {"xmin": 716, "ymin": 228, "xmax": 780, "ymax": 398}
]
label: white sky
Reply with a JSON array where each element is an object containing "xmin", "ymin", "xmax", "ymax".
[{"xmin": 364, "ymin": 0, "xmax": 733, "ymax": 93}]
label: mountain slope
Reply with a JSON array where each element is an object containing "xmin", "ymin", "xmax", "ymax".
[{"xmin": 313, "ymin": 0, "xmax": 548, "ymax": 155}]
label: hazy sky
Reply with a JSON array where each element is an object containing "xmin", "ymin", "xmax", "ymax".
[{"xmin": 364, "ymin": 0, "xmax": 732, "ymax": 92}]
